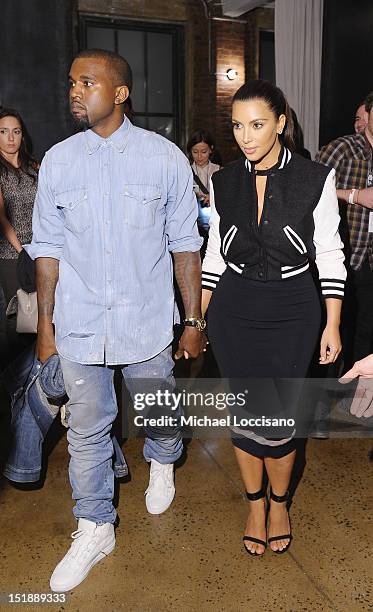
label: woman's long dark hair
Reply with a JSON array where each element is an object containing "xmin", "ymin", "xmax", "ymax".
[
  {"xmin": 232, "ymin": 80, "xmax": 295, "ymax": 152},
  {"xmin": 187, "ymin": 129, "xmax": 216, "ymax": 163},
  {"xmin": 0, "ymin": 107, "xmax": 38, "ymax": 181}
]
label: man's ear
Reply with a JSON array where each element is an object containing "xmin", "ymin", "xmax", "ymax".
[{"xmin": 114, "ymin": 85, "xmax": 129, "ymax": 105}]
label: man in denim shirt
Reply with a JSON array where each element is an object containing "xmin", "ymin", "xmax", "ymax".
[{"xmin": 26, "ymin": 49, "xmax": 206, "ymax": 592}]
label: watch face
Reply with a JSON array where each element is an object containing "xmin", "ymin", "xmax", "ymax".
[{"xmin": 199, "ymin": 319, "xmax": 207, "ymax": 331}]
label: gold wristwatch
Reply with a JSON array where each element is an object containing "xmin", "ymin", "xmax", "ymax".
[{"xmin": 183, "ymin": 317, "xmax": 207, "ymax": 332}]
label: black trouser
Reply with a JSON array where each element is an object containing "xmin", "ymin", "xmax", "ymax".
[{"xmin": 352, "ymin": 258, "xmax": 373, "ymax": 362}]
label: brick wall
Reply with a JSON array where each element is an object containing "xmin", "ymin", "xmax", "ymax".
[{"xmin": 215, "ymin": 19, "xmax": 246, "ymax": 163}]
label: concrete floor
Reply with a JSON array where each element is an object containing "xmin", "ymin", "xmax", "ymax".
[{"xmin": 0, "ymin": 431, "xmax": 372, "ymax": 612}]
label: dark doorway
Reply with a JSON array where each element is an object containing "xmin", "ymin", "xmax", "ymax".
[{"xmin": 259, "ymin": 30, "xmax": 275, "ymax": 84}]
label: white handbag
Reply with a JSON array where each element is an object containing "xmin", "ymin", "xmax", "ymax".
[{"xmin": 15, "ymin": 289, "xmax": 38, "ymax": 333}]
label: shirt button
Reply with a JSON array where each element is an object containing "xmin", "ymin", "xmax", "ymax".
[
  {"xmin": 107, "ymin": 306, "xmax": 112, "ymax": 311},
  {"xmin": 263, "ymin": 220, "xmax": 269, "ymax": 225},
  {"xmin": 258, "ymin": 271, "xmax": 263, "ymax": 278},
  {"xmin": 268, "ymin": 194, "xmax": 273, "ymax": 199},
  {"xmin": 259, "ymin": 262, "xmax": 264, "ymax": 268}
]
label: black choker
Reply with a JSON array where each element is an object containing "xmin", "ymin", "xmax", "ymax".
[{"xmin": 253, "ymin": 146, "xmax": 284, "ymax": 176}]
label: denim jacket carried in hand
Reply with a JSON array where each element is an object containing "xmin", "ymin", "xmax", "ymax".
[{"xmin": 2, "ymin": 344, "xmax": 128, "ymax": 483}]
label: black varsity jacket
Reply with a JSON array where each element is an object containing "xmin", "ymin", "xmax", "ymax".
[{"xmin": 201, "ymin": 148, "xmax": 347, "ymax": 299}]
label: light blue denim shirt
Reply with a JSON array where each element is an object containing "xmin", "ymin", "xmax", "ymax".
[{"xmin": 26, "ymin": 118, "xmax": 202, "ymax": 365}]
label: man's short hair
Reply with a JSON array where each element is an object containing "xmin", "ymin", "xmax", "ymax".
[
  {"xmin": 75, "ymin": 49, "xmax": 133, "ymax": 93},
  {"xmin": 364, "ymin": 92, "xmax": 373, "ymax": 114}
]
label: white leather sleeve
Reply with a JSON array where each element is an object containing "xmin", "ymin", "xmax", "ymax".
[
  {"xmin": 313, "ymin": 168, "xmax": 347, "ymax": 299},
  {"xmin": 201, "ymin": 182, "xmax": 227, "ymax": 290}
]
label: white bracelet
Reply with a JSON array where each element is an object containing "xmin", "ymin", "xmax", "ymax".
[{"xmin": 348, "ymin": 189, "xmax": 356, "ymax": 204}]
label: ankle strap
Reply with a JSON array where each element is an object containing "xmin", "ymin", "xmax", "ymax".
[
  {"xmin": 270, "ymin": 490, "xmax": 289, "ymax": 503},
  {"xmin": 245, "ymin": 488, "xmax": 266, "ymax": 501}
]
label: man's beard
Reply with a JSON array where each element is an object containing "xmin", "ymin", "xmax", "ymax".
[{"xmin": 71, "ymin": 113, "xmax": 90, "ymax": 132}]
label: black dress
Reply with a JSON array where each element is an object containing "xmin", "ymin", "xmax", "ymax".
[{"xmin": 207, "ymin": 268, "xmax": 321, "ymax": 457}]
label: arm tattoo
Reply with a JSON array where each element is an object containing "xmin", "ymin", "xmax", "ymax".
[
  {"xmin": 36, "ymin": 257, "xmax": 59, "ymax": 321},
  {"xmin": 173, "ymin": 251, "xmax": 202, "ymax": 318}
]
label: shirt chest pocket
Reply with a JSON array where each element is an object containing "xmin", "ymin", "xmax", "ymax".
[
  {"xmin": 55, "ymin": 188, "xmax": 90, "ymax": 234},
  {"xmin": 121, "ymin": 184, "xmax": 161, "ymax": 229}
]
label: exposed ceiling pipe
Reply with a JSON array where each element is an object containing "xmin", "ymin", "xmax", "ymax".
[
  {"xmin": 199, "ymin": 0, "xmax": 213, "ymax": 74},
  {"xmin": 199, "ymin": 0, "xmax": 247, "ymax": 75}
]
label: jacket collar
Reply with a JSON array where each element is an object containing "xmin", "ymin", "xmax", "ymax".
[
  {"xmin": 84, "ymin": 116, "xmax": 132, "ymax": 155},
  {"xmin": 245, "ymin": 146, "xmax": 292, "ymax": 173}
]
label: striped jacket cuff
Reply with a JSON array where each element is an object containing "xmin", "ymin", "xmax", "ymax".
[
  {"xmin": 202, "ymin": 270, "xmax": 221, "ymax": 290},
  {"xmin": 320, "ymin": 278, "xmax": 345, "ymax": 299}
]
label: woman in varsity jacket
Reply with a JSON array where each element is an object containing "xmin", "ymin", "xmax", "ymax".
[{"xmin": 201, "ymin": 80, "xmax": 346, "ymax": 556}]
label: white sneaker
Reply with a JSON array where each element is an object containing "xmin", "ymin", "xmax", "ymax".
[
  {"xmin": 145, "ymin": 459, "xmax": 175, "ymax": 515},
  {"xmin": 50, "ymin": 519, "xmax": 115, "ymax": 592}
]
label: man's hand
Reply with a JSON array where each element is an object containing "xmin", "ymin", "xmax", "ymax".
[
  {"xmin": 356, "ymin": 187, "xmax": 373, "ymax": 209},
  {"xmin": 339, "ymin": 355, "xmax": 373, "ymax": 418},
  {"xmin": 174, "ymin": 327, "xmax": 207, "ymax": 360},
  {"xmin": 36, "ymin": 321, "xmax": 57, "ymax": 363}
]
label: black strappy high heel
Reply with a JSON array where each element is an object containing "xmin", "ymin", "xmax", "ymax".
[
  {"xmin": 267, "ymin": 490, "xmax": 292, "ymax": 554},
  {"xmin": 242, "ymin": 487, "xmax": 267, "ymax": 556}
]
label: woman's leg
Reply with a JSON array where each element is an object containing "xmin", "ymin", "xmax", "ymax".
[
  {"xmin": 264, "ymin": 450, "xmax": 296, "ymax": 552},
  {"xmin": 234, "ymin": 446, "xmax": 266, "ymax": 554}
]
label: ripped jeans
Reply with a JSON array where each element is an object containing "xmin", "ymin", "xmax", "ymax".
[{"xmin": 60, "ymin": 346, "xmax": 182, "ymax": 524}]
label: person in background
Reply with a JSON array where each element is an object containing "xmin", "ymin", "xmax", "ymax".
[
  {"xmin": 354, "ymin": 101, "xmax": 368, "ymax": 135},
  {"xmin": 187, "ymin": 129, "xmax": 220, "ymax": 207},
  {"xmin": 0, "ymin": 108, "xmax": 38, "ymax": 364},
  {"xmin": 187, "ymin": 130, "xmax": 220, "ymax": 246},
  {"xmin": 340, "ymin": 353, "xmax": 373, "ymax": 419},
  {"xmin": 316, "ymin": 92, "xmax": 373, "ymax": 366}
]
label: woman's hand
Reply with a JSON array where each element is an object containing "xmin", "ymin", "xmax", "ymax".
[{"xmin": 319, "ymin": 324, "xmax": 341, "ymax": 364}]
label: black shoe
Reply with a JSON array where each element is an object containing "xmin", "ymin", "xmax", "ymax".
[
  {"xmin": 267, "ymin": 490, "xmax": 292, "ymax": 554},
  {"xmin": 242, "ymin": 487, "xmax": 267, "ymax": 556},
  {"xmin": 309, "ymin": 401, "xmax": 330, "ymax": 439},
  {"xmin": 309, "ymin": 420, "xmax": 330, "ymax": 439}
]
